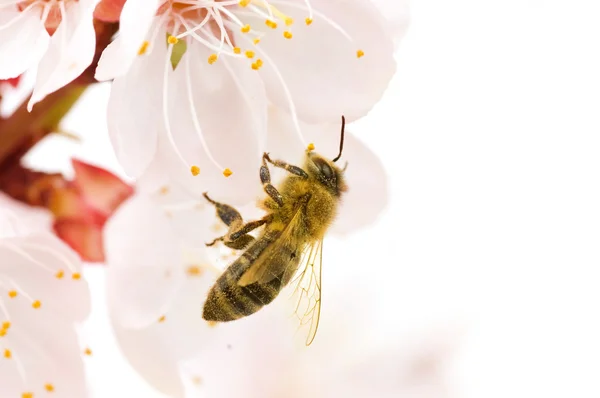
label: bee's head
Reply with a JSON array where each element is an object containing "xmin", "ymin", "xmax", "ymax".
[{"xmin": 305, "ymin": 116, "xmax": 348, "ymax": 195}]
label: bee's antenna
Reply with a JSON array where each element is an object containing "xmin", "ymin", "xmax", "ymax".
[{"xmin": 332, "ymin": 115, "xmax": 345, "ymax": 163}]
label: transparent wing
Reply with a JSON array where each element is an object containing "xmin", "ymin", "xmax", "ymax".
[{"xmin": 290, "ymin": 238, "xmax": 323, "ymax": 346}]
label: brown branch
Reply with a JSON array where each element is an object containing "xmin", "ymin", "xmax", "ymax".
[{"xmin": 0, "ymin": 21, "xmax": 118, "ymax": 205}]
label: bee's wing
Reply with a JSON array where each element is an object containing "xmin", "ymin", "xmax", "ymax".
[
  {"xmin": 238, "ymin": 207, "xmax": 305, "ymax": 287},
  {"xmin": 290, "ymin": 238, "xmax": 323, "ymax": 346}
]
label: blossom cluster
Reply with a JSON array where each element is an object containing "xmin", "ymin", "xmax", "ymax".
[{"xmin": 0, "ymin": 0, "xmax": 408, "ymax": 396}]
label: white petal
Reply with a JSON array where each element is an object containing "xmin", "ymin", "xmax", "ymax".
[
  {"xmin": 266, "ymin": 107, "xmax": 388, "ymax": 233},
  {"xmin": 94, "ymin": 0, "xmax": 160, "ymax": 80},
  {"xmin": 104, "ymin": 193, "xmax": 184, "ymax": 329},
  {"xmin": 0, "ymin": 193, "xmax": 52, "ymax": 238},
  {"xmin": 105, "ymin": 37, "xmax": 166, "ymax": 179},
  {"xmin": 370, "ymin": 0, "xmax": 411, "ymax": 47},
  {"xmin": 233, "ymin": 0, "xmax": 396, "ymax": 123},
  {"xmin": 0, "ymin": 233, "xmax": 91, "ymax": 322},
  {"xmin": 158, "ymin": 42, "xmax": 268, "ymax": 205},
  {"xmin": 109, "ymin": 248, "xmax": 216, "ymax": 398},
  {"xmin": 27, "ymin": 0, "xmax": 99, "ymax": 110},
  {"xmin": 0, "ymin": 10, "xmax": 49, "ymax": 79}
]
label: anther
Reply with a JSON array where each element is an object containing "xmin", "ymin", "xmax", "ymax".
[
  {"xmin": 159, "ymin": 186, "xmax": 169, "ymax": 195},
  {"xmin": 233, "ymin": 47, "xmax": 241, "ymax": 54},
  {"xmin": 238, "ymin": 0, "xmax": 250, "ymax": 5},
  {"xmin": 283, "ymin": 31, "xmax": 292, "ymax": 39},
  {"xmin": 245, "ymin": 50, "xmax": 255, "ymax": 58},
  {"xmin": 138, "ymin": 41, "xmax": 150, "ymax": 55},
  {"xmin": 0, "ymin": 329, "xmax": 6, "ymax": 337},
  {"xmin": 307, "ymin": 143, "xmax": 315, "ymax": 151},
  {"xmin": 84, "ymin": 347, "xmax": 92, "ymax": 356},
  {"xmin": 305, "ymin": 17, "xmax": 313, "ymax": 25},
  {"xmin": 158, "ymin": 315, "xmax": 166, "ymax": 323},
  {"xmin": 223, "ymin": 168, "xmax": 233, "ymax": 177},
  {"xmin": 167, "ymin": 35, "xmax": 178, "ymax": 45},
  {"xmin": 32, "ymin": 300, "xmax": 41, "ymax": 309},
  {"xmin": 187, "ymin": 265, "xmax": 203, "ymax": 276},
  {"xmin": 55, "ymin": 270, "xmax": 64, "ymax": 279},
  {"xmin": 356, "ymin": 49, "xmax": 365, "ymax": 58},
  {"xmin": 45, "ymin": 384, "xmax": 55, "ymax": 392},
  {"xmin": 22, "ymin": 393, "xmax": 33, "ymax": 398},
  {"xmin": 190, "ymin": 165, "xmax": 200, "ymax": 176},
  {"xmin": 72, "ymin": 273, "xmax": 81, "ymax": 280},
  {"xmin": 8, "ymin": 290, "xmax": 17, "ymax": 298},
  {"xmin": 208, "ymin": 54, "xmax": 218, "ymax": 64},
  {"xmin": 2, "ymin": 321, "xmax": 10, "ymax": 330},
  {"xmin": 265, "ymin": 19, "xmax": 277, "ymax": 29},
  {"xmin": 241, "ymin": 24, "xmax": 251, "ymax": 33},
  {"xmin": 285, "ymin": 17, "xmax": 294, "ymax": 26},
  {"xmin": 4, "ymin": 348, "xmax": 11, "ymax": 358}
]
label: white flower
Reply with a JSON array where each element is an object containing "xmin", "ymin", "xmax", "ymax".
[
  {"xmin": 96, "ymin": 0, "xmax": 399, "ymax": 204},
  {"xmin": 0, "ymin": 201, "xmax": 91, "ymax": 398},
  {"xmin": 103, "ymin": 112, "xmax": 390, "ymax": 395},
  {"xmin": 0, "ymin": 0, "xmax": 100, "ymax": 110}
]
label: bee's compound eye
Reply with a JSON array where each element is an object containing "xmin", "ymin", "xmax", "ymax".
[{"xmin": 314, "ymin": 158, "xmax": 335, "ymax": 181}]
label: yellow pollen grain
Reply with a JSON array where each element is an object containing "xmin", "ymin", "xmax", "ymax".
[
  {"xmin": 265, "ymin": 19, "xmax": 277, "ymax": 29},
  {"xmin": 72, "ymin": 272, "xmax": 81, "ymax": 280},
  {"xmin": 305, "ymin": 17, "xmax": 313, "ymax": 25},
  {"xmin": 55, "ymin": 270, "xmax": 64, "ymax": 279},
  {"xmin": 307, "ymin": 143, "xmax": 315, "ymax": 151},
  {"xmin": 167, "ymin": 35, "xmax": 178, "ymax": 45},
  {"xmin": 186, "ymin": 265, "xmax": 203, "ymax": 276},
  {"xmin": 241, "ymin": 24, "xmax": 251, "ymax": 33},
  {"xmin": 138, "ymin": 41, "xmax": 150, "ymax": 55},
  {"xmin": 190, "ymin": 165, "xmax": 200, "ymax": 176},
  {"xmin": 208, "ymin": 54, "xmax": 218, "ymax": 64},
  {"xmin": 356, "ymin": 49, "xmax": 365, "ymax": 58},
  {"xmin": 285, "ymin": 17, "xmax": 294, "ymax": 26},
  {"xmin": 8, "ymin": 290, "xmax": 17, "ymax": 298},
  {"xmin": 4, "ymin": 348, "xmax": 11, "ymax": 358},
  {"xmin": 2, "ymin": 321, "xmax": 10, "ymax": 330},
  {"xmin": 45, "ymin": 384, "xmax": 54, "ymax": 392},
  {"xmin": 84, "ymin": 347, "xmax": 92, "ymax": 356},
  {"xmin": 283, "ymin": 31, "xmax": 293, "ymax": 39},
  {"xmin": 207, "ymin": 321, "xmax": 218, "ymax": 328},
  {"xmin": 253, "ymin": 38, "xmax": 260, "ymax": 45},
  {"xmin": 22, "ymin": 393, "xmax": 33, "ymax": 398},
  {"xmin": 245, "ymin": 50, "xmax": 255, "ymax": 58},
  {"xmin": 238, "ymin": 0, "xmax": 250, "ymax": 6},
  {"xmin": 32, "ymin": 300, "xmax": 41, "ymax": 309},
  {"xmin": 233, "ymin": 47, "xmax": 241, "ymax": 54},
  {"xmin": 158, "ymin": 315, "xmax": 166, "ymax": 323},
  {"xmin": 223, "ymin": 168, "xmax": 233, "ymax": 177}
]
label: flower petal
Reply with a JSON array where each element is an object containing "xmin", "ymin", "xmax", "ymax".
[
  {"xmin": 71, "ymin": 158, "xmax": 135, "ymax": 216},
  {"xmin": 233, "ymin": 0, "xmax": 395, "ymax": 123},
  {"xmin": 0, "ymin": 233, "xmax": 91, "ymax": 321},
  {"xmin": 53, "ymin": 219, "xmax": 106, "ymax": 262},
  {"xmin": 158, "ymin": 42, "xmax": 268, "ymax": 205},
  {"xmin": 93, "ymin": 0, "xmax": 127, "ymax": 22},
  {"xmin": 370, "ymin": 0, "xmax": 411, "ymax": 48},
  {"xmin": 0, "ymin": 10, "xmax": 49, "ymax": 79},
  {"xmin": 27, "ymin": 0, "xmax": 100, "ymax": 110},
  {"xmin": 266, "ymin": 107, "xmax": 388, "ymax": 234},
  {"xmin": 105, "ymin": 38, "xmax": 166, "ymax": 179},
  {"xmin": 94, "ymin": 0, "xmax": 160, "ymax": 80},
  {"xmin": 104, "ymin": 193, "xmax": 184, "ymax": 329}
]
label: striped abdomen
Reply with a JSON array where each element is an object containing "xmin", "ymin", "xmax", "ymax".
[{"xmin": 202, "ymin": 230, "xmax": 300, "ymax": 322}]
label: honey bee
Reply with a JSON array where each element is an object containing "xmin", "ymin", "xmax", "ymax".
[{"xmin": 202, "ymin": 116, "xmax": 348, "ymax": 345}]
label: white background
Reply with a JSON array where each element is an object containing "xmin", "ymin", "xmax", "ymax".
[{"xmin": 12, "ymin": 0, "xmax": 600, "ymax": 396}]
